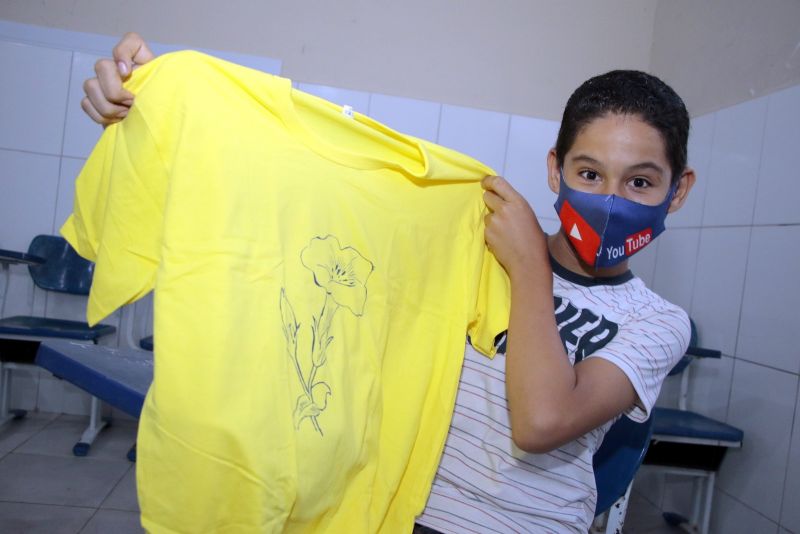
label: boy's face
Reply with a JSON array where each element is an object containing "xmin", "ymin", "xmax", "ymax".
[{"xmin": 547, "ymin": 113, "xmax": 693, "ymax": 213}]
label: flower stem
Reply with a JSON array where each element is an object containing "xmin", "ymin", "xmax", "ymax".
[{"xmin": 308, "ymin": 293, "xmax": 339, "ymax": 391}]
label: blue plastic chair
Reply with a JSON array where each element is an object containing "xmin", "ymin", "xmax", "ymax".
[
  {"xmin": 0, "ymin": 235, "xmax": 116, "ymax": 454},
  {"xmin": 642, "ymin": 320, "xmax": 744, "ymax": 534},
  {"xmin": 593, "ymin": 414, "xmax": 655, "ymax": 533}
]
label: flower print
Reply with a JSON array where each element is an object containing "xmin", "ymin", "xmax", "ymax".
[
  {"xmin": 281, "ymin": 235, "xmax": 373, "ymax": 436},
  {"xmin": 301, "ymin": 235, "xmax": 374, "ymax": 316}
]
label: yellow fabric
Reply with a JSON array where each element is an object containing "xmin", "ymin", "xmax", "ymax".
[{"xmin": 61, "ymin": 51, "xmax": 510, "ymax": 533}]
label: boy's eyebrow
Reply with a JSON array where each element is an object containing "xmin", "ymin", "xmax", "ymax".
[
  {"xmin": 626, "ymin": 161, "xmax": 668, "ymax": 176},
  {"xmin": 569, "ymin": 155, "xmax": 667, "ymax": 176},
  {"xmin": 570, "ymin": 154, "xmax": 603, "ymax": 167}
]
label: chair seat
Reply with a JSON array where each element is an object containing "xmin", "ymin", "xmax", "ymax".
[
  {"xmin": 652, "ymin": 407, "xmax": 743, "ymax": 444},
  {"xmin": 0, "ymin": 315, "xmax": 116, "ymax": 341}
]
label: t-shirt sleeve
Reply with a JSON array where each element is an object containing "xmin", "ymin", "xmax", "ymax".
[
  {"xmin": 587, "ymin": 305, "xmax": 690, "ymax": 422},
  {"xmin": 60, "ymin": 102, "xmax": 167, "ymax": 326},
  {"xmin": 466, "ymin": 204, "xmax": 511, "ymax": 357}
]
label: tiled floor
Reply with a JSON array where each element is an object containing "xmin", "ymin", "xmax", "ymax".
[
  {"xmin": 0, "ymin": 412, "xmax": 680, "ymax": 533},
  {"xmin": 621, "ymin": 493, "xmax": 687, "ymax": 534},
  {"xmin": 0, "ymin": 412, "xmax": 140, "ymax": 534}
]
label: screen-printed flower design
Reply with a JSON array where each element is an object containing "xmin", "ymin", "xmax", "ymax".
[{"xmin": 281, "ymin": 235, "xmax": 373, "ymax": 435}]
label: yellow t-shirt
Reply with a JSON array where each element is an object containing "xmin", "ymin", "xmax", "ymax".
[{"xmin": 62, "ymin": 51, "xmax": 510, "ymax": 533}]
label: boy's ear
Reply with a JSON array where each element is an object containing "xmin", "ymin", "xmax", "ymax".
[
  {"xmin": 667, "ymin": 168, "xmax": 696, "ymax": 214},
  {"xmin": 546, "ymin": 149, "xmax": 560, "ymax": 194}
]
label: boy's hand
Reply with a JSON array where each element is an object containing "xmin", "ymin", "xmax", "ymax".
[
  {"xmin": 81, "ymin": 32, "xmax": 155, "ymax": 126},
  {"xmin": 482, "ymin": 175, "xmax": 548, "ymax": 277}
]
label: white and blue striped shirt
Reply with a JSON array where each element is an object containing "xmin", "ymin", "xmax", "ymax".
[{"xmin": 416, "ymin": 262, "xmax": 689, "ymax": 533}]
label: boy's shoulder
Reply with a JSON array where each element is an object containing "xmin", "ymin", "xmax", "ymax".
[{"xmin": 555, "ymin": 269, "xmax": 688, "ymax": 326}]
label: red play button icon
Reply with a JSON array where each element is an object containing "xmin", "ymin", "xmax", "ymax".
[{"xmin": 559, "ymin": 200, "xmax": 601, "ymax": 265}]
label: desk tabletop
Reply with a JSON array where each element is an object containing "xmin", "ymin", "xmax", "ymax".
[{"xmin": 36, "ymin": 340, "xmax": 153, "ymax": 418}]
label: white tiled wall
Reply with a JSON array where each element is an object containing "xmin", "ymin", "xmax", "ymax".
[
  {"xmin": 690, "ymin": 226, "xmax": 750, "ymax": 356},
  {"xmin": 504, "ymin": 114, "xmax": 561, "ymax": 218},
  {"xmin": 754, "ymin": 84, "xmax": 800, "ymax": 226},
  {"xmin": 368, "ymin": 93, "xmax": 441, "ymax": 141},
  {"xmin": 0, "ymin": 149, "xmax": 61, "ymax": 251},
  {"xmin": 652, "ymin": 228, "xmax": 701, "ymax": 313},
  {"xmin": 62, "ymin": 52, "xmax": 105, "ymax": 159},
  {"xmin": 718, "ymin": 360, "xmax": 797, "ymax": 523},
  {"xmin": 702, "ymin": 96, "xmax": 767, "ymax": 227},
  {"xmin": 3, "ymin": 20, "xmax": 800, "ymax": 533},
  {"xmin": 0, "ymin": 42, "xmax": 72, "ymax": 154},
  {"xmin": 438, "ymin": 104, "xmax": 511, "ymax": 172},
  {"xmin": 737, "ymin": 225, "xmax": 800, "ymax": 373},
  {"xmin": 0, "ymin": 22, "xmax": 282, "ymax": 417},
  {"xmin": 667, "ymin": 112, "xmax": 714, "ymax": 228},
  {"xmin": 641, "ymin": 84, "xmax": 800, "ymax": 533}
]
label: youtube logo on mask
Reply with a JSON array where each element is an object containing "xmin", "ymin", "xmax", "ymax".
[
  {"xmin": 625, "ymin": 228, "xmax": 653, "ymax": 256},
  {"xmin": 558, "ymin": 200, "xmax": 601, "ymax": 265}
]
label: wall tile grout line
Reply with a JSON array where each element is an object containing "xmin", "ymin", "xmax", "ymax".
[
  {"xmin": 697, "ymin": 111, "xmax": 717, "ymax": 229},
  {"xmin": 0, "ymin": 498, "xmax": 97, "ymax": 511},
  {"xmin": 748, "ymin": 92, "xmax": 772, "ymax": 227},
  {"xmin": 0, "ymin": 146, "xmax": 63, "ymax": 159},
  {"xmin": 729, "ymin": 353, "xmax": 800, "ymax": 377},
  {"xmin": 696, "ymin": 111, "xmax": 717, "ymax": 229},
  {"xmin": 499, "ymin": 113, "xmax": 511, "ymax": 177},
  {"xmin": 727, "ymin": 221, "xmax": 754, "ymax": 423}
]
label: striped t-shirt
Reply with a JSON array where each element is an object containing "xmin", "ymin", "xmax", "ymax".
[{"xmin": 416, "ymin": 259, "xmax": 689, "ymax": 533}]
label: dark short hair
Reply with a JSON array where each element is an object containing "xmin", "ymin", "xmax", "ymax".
[{"xmin": 555, "ymin": 70, "xmax": 690, "ymax": 183}]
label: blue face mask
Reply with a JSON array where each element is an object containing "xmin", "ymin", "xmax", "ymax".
[{"xmin": 553, "ymin": 172, "xmax": 675, "ymax": 268}]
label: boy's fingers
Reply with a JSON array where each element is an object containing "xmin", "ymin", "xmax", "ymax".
[
  {"xmin": 482, "ymin": 175, "xmax": 518, "ymax": 201},
  {"xmin": 93, "ymin": 59, "xmax": 134, "ymax": 105},
  {"xmin": 481, "ymin": 175, "xmax": 497, "ymax": 190},
  {"xmin": 81, "ymin": 96, "xmax": 125, "ymax": 126},
  {"xmin": 83, "ymin": 75, "xmax": 130, "ymax": 118},
  {"xmin": 112, "ymin": 32, "xmax": 155, "ymax": 76},
  {"xmin": 483, "ymin": 190, "xmax": 504, "ymax": 212}
]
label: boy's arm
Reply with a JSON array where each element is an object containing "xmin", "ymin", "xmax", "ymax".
[
  {"xmin": 82, "ymin": 32, "xmax": 155, "ymax": 125},
  {"xmin": 482, "ymin": 175, "xmax": 637, "ymax": 454}
]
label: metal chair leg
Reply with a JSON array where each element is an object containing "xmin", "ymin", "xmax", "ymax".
[
  {"xmin": 0, "ymin": 362, "xmax": 27, "ymax": 427},
  {"xmin": 604, "ymin": 482, "xmax": 633, "ymax": 534},
  {"xmin": 72, "ymin": 395, "xmax": 109, "ymax": 456},
  {"xmin": 0, "ymin": 362, "xmax": 11, "ymax": 426},
  {"xmin": 700, "ymin": 472, "xmax": 714, "ymax": 534}
]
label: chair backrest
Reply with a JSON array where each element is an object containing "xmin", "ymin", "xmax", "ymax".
[
  {"xmin": 593, "ymin": 414, "xmax": 654, "ymax": 516},
  {"xmin": 26, "ymin": 235, "xmax": 94, "ymax": 295}
]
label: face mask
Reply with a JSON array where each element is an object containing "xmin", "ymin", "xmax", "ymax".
[{"xmin": 553, "ymin": 171, "xmax": 675, "ymax": 268}]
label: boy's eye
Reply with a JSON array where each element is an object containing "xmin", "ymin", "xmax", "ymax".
[
  {"xmin": 631, "ymin": 177, "xmax": 650, "ymax": 188},
  {"xmin": 579, "ymin": 170, "xmax": 600, "ymax": 181}
]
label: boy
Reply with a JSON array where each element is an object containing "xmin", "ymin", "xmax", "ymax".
[
  {"xmin": 83, "ymin": 35, "xmax": 694, "ymax": 533},
  {"xmin": 414, "ymin": 71, "xmax": 694, "ymax": 533}
]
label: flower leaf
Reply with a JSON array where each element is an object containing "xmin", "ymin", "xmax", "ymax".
[
  {"xmin": 312, "ymin": 349, "xmax": 327, "ymax": 368},
  {"xmin": 311, "ymin": 382, "xmax": 332, "ymax": 411},
  {"xmin": 293, "ymin": 393, "xmax": 321, "ymax": 430},
  {"xmin": 279, "ymin": 289, "xmax": 299, "ymax": 348}
]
